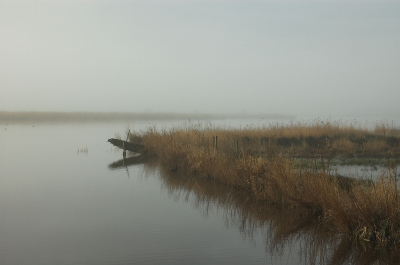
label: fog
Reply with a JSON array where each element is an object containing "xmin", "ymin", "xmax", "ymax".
[{"xmin": 1, "ymin": 0, "xmax": 399, "ymax": 117}]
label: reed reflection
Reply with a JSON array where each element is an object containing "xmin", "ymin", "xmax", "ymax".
[{"xmin": 108, "ymin": 156, "xmax": 400, "ymax": 265}]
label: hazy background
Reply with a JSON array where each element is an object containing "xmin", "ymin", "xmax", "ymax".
[{"xmin": 1, "ymin": 0, "xmax": 399, "ymax": 117}]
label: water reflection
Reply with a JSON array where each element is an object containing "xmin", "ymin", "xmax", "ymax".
[
  {"xmin": 330, "ymin": 164, "xmax": 400, "ymax": 182},
  {"xmin": 108, "ymin": 154, "xmax": 144, "ymax": 170},
  {"xmin": 109, "ymin": 155, "xmax": 400, "ymax": 265}
]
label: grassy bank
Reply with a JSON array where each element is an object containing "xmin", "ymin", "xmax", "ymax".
[{"xmin": 130, "ymin": 121, "xmax": 400, "ymax": 247}]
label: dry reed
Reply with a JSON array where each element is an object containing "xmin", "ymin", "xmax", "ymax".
[{"xmin": 130, "ymin": 122, "xmax": 400, "ymax": 247}]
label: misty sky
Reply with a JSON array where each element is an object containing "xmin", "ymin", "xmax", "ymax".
[{"xmin": 1, "ymin": 0, "xmax": 399, "ymax": 117}]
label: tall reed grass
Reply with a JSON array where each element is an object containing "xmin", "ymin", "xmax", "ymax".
[
  {"xmin": 130, "ymin": 122, "xmax": 400, "ymax": 247},
  {"xmin": 156, "ymin": 161, "xmax": 400, "ymax": 264}
]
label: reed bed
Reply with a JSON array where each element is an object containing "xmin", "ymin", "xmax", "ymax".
[
  {"xmin": 156, "ymin": 162, "xmax": 400, "ymax": 264},
  {"xmin": 130, "ymin": 122, "xmax": 400, "ymax": 247}
]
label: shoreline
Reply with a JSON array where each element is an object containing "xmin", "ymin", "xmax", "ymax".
[{"xmin": 0, "ymin": 111, "xmax": 294, "ymax": 124}]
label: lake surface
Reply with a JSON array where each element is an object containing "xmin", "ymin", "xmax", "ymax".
[{"xmin": 0, "ymin": 119, "xmax": 399, "ymax": 264}]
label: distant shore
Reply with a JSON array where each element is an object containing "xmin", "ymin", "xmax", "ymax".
[{"xmin": 0, "ymin": 111, "xmax": 294, "ymax": 124}]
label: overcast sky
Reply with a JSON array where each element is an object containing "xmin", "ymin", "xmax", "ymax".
[{"xmin": 1, "ymin": 0, "xmax": 399, "ymax": 117}]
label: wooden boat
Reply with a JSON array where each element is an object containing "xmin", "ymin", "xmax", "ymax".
[{"xmin": 107, "ymin": 138, "xmax": 144, "ymax": 153}]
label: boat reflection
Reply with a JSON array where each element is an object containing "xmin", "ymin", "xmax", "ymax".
[{"xmin": 108, "ymin": 154, "xmax": 145, "ymax": 170}]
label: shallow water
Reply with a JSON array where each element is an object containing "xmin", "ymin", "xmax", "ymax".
[
  {"xmin": 330, "ymin": 164, "xmax": 399, "ymax": 181},
  {"xmin": 0, "ymin": 121, "xmax": 398, "ymax": 264},
  {"xmin": 0, "ymin": 122, "xmax": 280, "ymax": 264}
]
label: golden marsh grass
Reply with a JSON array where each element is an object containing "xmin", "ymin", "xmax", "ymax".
[{"xmin": 131, "ymin": 121, "xmax": 400, "ymax": 248}]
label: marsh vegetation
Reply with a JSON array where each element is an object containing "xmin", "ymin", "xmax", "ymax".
[
  {"xmin": 129, "ymin": 121, "xmax": 400, "ymax": 250},
  {"xmin": 2, "ymin": 118, "xmax": 400, "ymax": 264},
  {"xmin": 157, "ymin": 162, "xmax": 400, "ymax": 264}
]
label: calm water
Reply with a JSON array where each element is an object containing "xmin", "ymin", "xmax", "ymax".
[{"xmin": 0, "ymin": 120, "xmax": 399, "ymax": 265}]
